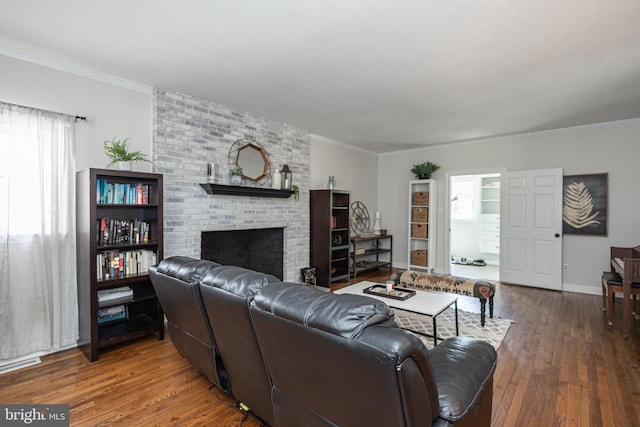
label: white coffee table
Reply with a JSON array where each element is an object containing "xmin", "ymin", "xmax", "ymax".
[{"xmin": 334, "ymin": 280, "xmax": 458, "ymax": 346}]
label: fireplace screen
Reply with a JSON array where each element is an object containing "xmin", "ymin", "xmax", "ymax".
[{"xmin": 201, "ymin": 228, "xmax": 284, "ymax": 280}]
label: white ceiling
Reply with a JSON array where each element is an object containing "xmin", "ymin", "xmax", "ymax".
[{"xmin": 2, "ymin": 0, "xmax": 640, "ymax": 153}]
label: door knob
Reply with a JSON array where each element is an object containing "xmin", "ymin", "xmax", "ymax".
[{"xmin": 555, "ymin": 233, "xmax": 560, "ymax": 238}]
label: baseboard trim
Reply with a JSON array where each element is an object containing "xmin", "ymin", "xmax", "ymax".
[{"xmin": 562, "ymin": 283, "xmax": 602, "ymax": 296}]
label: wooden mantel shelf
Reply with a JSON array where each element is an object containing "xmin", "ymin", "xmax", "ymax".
[{"xmin": 199, "ymin": 183, "xmax": 294, "ymax": 198}]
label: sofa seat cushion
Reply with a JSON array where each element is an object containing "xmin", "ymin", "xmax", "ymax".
[
  {"xmin": 253, "ymin": 282, "xmax": 397, "ymax": 339},
  {"xmin": 429, "ymin": 336, "xmax": 497, "ymax": 423}
]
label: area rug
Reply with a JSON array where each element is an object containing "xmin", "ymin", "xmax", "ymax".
[{"xmin": 392, "ymin": 307, "xmax": 514, "ymax": 350}]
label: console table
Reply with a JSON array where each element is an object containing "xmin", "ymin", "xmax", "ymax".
[{"xmin": 350, "ymin": 235, "xmax": 393, "ymax": 277}]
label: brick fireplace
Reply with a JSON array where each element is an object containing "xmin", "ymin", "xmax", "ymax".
[{"xmin": 152, "ymin": 87, "xmax": 310, "ymax": 282}]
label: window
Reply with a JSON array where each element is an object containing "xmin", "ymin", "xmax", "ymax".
[
  {"xmin": 0, "ymin": 115, "xmax": 66, "ymax": 235},
  {"xmin": 451, "ymin": 176, "xmax": 477, "ymax": 221},
  {"xmin": 0, "ymin": 102, "xmax": 78, "ymax": 359}
]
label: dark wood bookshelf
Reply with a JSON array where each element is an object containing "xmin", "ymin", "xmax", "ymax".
[
  {"xmin": 76, "ymin": 168, "xmax": 164, "ymax": 362},
  {"xmin": 310, "ymin": 190, "xmax": 351, "ymax": 287}
]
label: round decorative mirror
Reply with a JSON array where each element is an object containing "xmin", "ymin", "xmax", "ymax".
[
  {"xmin": 237, "ymin": 143, "xmax": 269, "ymax": 181},
  {"xmin": 228, "ymin": 139, "xmax": 271, "ymax": 185}
]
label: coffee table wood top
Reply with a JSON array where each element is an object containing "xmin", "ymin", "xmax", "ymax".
[{"xmin": 334, "ymin": 280, "xmax": 457, "ymax": 317}]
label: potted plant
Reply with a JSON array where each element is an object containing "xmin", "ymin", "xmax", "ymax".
[
  {"xmin": 103, "ymin": 137, "xmax": 151, "ymax": 170},
  {"xmin": 411, "ymin": 161, "xmax": 440, "ymax": 179},
  {"xmin": 229, "ymin": 166, "xmax": 243, "ymax": 185}
]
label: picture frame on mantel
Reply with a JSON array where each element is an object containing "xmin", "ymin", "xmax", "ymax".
[{"xmin": 562, "ymin": 173, "xmax": 607, "ymax": 236}]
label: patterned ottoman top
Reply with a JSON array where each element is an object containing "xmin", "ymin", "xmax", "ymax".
[{"xmin": 399, "ymin": 271, "xmax": 495, "ymax": 300}]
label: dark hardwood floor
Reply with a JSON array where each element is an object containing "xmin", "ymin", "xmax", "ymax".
[{"xmin": 1, "ymin": 268, "xmax": 639, "ymax": 426}]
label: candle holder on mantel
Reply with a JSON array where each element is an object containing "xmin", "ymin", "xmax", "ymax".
[
  {"xmin": 280, "ymin": 164, "xmax": 292, "ymax": 190},
  {"xmin": 272, "ymin": 167, "xmax": 281, "ymax": 189},
  {"xmin": 207, "ymin": 162, "xmax": 218, "ymax": 184}
]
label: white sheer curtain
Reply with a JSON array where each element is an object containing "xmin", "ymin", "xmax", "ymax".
[{"xmin": 0, "ymin": 102, "xmax": 78, "ymax": 359}]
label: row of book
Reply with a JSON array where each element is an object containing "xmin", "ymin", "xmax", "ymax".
[
  {"xmin": 97, "ymin": 304, "xmax": 128, "ymax": 324},
  {"xmin": 96, "ymin": 179, "xmax": 151, "ymax": 205},
  {"xmin": 97, "ymin": 218, "xmax": 150, "ymax": 245},
  {"xmin": 97, "ymin": 286, "xmax": 134, "ymax": 307},
  {"xmin": 96, "ymin": 249, "xmax": 157, "ymax": 280}
]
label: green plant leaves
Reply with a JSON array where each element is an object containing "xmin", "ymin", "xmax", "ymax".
[{"xmin": 103, "ymin": 137, "xmax": 151, "ymax": 167}]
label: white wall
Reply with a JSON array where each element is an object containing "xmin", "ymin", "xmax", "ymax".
[
  {"xmin": 0, "ymin": 55, "xmax": 152, "ymax": 172},
  {"xmin": 310, "ymin": 134, "xmax": 379, "ymax": 218},
  {"xmin": 379, "ymin": 120, "xmax": 640, "ymax": 294}
]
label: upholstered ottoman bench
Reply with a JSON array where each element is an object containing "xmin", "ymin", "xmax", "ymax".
[{"xmin": 396, "ymin": 271, "xmax": 496, "ymax": 326}]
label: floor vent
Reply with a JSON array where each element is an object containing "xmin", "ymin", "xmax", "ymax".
[{"xmin": 0, "ymin": 357, "xmax": 41, "ymax": 375}]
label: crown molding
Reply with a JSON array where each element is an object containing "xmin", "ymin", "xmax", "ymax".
[
  {"xmin": 0, "ymin": 40, "xmax": 152, "ymax": 95},
  {"xmin": 382, "ymin": 116, "xmax": 640, "ymax": 156},
  {"xmin": 310, "ymin": 133, "xmax": 378, "ymax": 156}
]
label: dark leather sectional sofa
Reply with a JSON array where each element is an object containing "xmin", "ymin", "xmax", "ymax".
[{"xmin": 150, "ymin": 256, "xmax": 497, "ymax": 427}]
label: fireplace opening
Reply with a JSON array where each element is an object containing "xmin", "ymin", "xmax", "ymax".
[{"xmin": 201, "ymin": 228, "xmax": 284, "ymax": 280}]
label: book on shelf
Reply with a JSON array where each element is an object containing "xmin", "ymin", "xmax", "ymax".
[
  {"xmin": 97, "ymin": 304, "xmax": 128, "ymax": 324},
  {"xmin": 98, "ymin": 286, "xmax": 132, "ymax": 297},
  {"xmin": 96, "ymin": 179, "xmax": 150, "ymax": 205},
  {"xmin": 97, "ymin": 286, "xmax": 134, "ymax": 307},
  {"xmin": 96, "ymin": 218, "xmax": 150, "ymax": 245},
  {"xmin": 96, "ymin": 249, "xmax": 157, "ymax": 280}
]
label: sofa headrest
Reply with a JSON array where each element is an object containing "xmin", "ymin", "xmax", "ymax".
[
  {"xmin": 253, "ymin": 282, "xmax": 397, "ymax": 339},
  {"xmin": 154, "ymin": 256, "xmax": 221, "ymax": 283},
  {"xmin": 201, "ymin": 265, "xmax": 280, "ymax": 298}
]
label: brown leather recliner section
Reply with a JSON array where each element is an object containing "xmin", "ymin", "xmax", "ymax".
[
  {"xmin": 250, "ymin": 282, "xmax": 497, "ymax": 427},
  {"xmin": 199, "ymin": 266, "xmax": 280, "ymax": 426},
  {"xmin": 149, "ymin": 257, "xmax": 229, "ymax": 391},
  {"xmin": 151, "ymin": 257, "xmax": 281, "ymax": 425}
]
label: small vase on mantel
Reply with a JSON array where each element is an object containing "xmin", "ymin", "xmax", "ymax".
[
  {"xmin": 229, "ymin": 166, "xmax": 243, "ymax": 185},
  {"xmin": 272, "ymin": 169, "xmax": 281, "ymax": 189}
]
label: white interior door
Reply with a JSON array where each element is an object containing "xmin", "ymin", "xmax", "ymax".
[{"xmin": 500, "ymin": 168, "xmax": 563, "ymax": 290}]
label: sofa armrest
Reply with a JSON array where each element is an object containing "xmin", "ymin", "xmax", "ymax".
[{"xmin": 429, "ymin": 336, "xmax": 497, "ymax": 423}]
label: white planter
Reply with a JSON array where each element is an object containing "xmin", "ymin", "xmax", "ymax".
[{"xmin": 118, "ymin": 161, "xmax": 132, "ymax": 171}]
